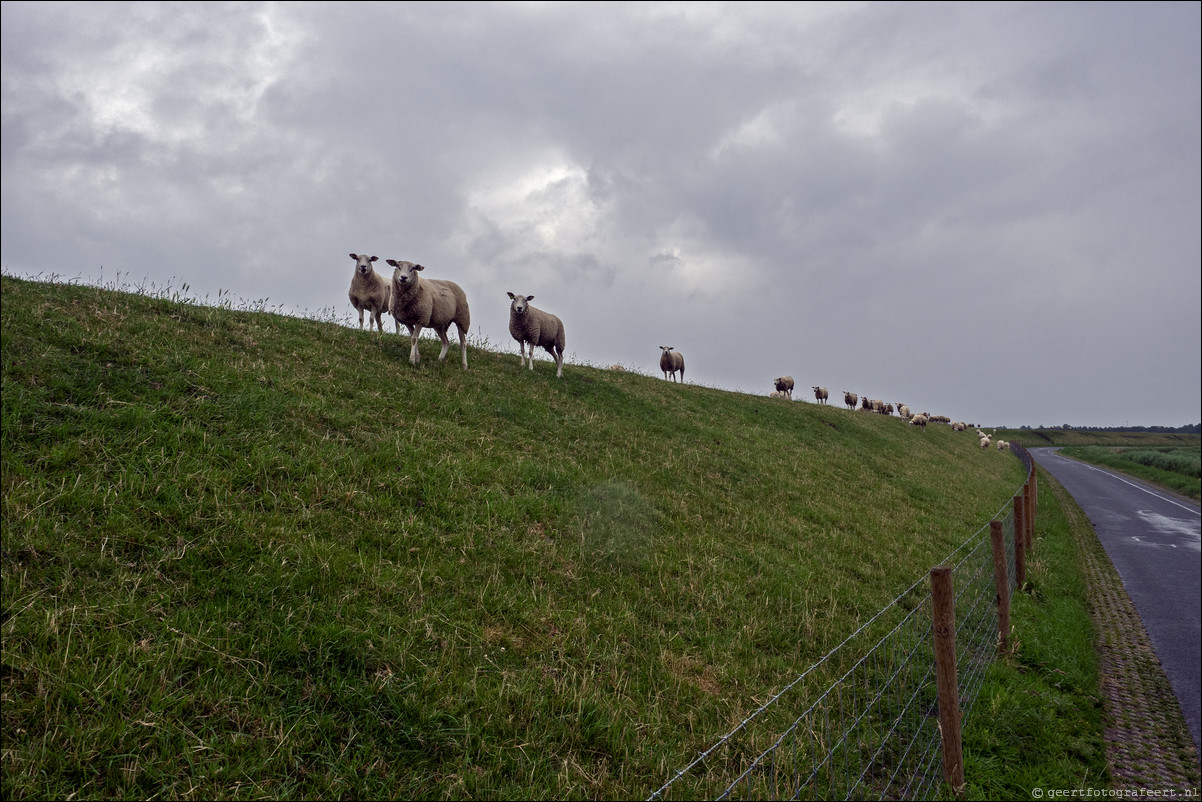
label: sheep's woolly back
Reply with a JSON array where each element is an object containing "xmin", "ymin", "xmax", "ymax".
[
  {"xmin": 774, "ymin": 376, "xmax": 794, "ymax": 396},
  {"xmin": 507, "ymin": 293, "xmax": 566, "ymax": 378}
]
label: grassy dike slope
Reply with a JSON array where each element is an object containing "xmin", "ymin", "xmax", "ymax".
[{"xmin": 1, "ymin": 275, "xmax": 1027, "ymax": 799}]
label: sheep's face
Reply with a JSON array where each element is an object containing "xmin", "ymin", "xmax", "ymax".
[
  {"xmin": 389, "ymin": 260, "xmax": 424, "ymax": 287},
  {"xmin": 508, "ymin": 293, "xmax": 531, "ymax": 315},
  {"xmin": 351, "ymin": 253, "xmax": 378, "ymax": 275}
]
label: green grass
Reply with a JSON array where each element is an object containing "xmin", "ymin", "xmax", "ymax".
[
  {"xmin": 958, "ymin": 467, "xmax": 1107, "ymax": 798},
  {"xmin": 1055, "ymin": 446, "xmax": 1200, "ymax": 500},
  {"xmin": 2, "ymin": 274, "xmax": 1054, "ymax": 799}
]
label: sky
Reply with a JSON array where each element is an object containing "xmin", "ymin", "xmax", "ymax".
[{"xmin": 2, "ymin": 1, "xmax": 1199, "ymax": 429}]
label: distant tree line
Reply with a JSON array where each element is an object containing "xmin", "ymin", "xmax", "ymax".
[{"xmin": 1016, "ymin": 423, "xmax": 1201, "ymax": 434}]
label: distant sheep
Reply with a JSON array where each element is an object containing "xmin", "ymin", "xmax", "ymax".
[
  {"xmin": 843, "ymin": 391, "xmax": 858, "ymax": 410},
  {"xmin": 909, "ymin": 413, "xmax": 929, "ymax": 431},
  {"xmin": 659, "ymin": 346, "xmax": 685, "ymax": 382},
  {"xmin": 952, "ymin": 421, "xmax": 966, "ymax": 432},
  {"xmin": 774, "ymin": 376, "xmax": 795, "ymax": 399},
  {"xmin": 507, "ymin": 292, "xmax": 566, "ymax": 378},
  {"xmin": 386, "ymin": 259, "xmax": 471, "ymax": 369},
  {"xmin": 896, "ymin": 404, "xmax": 911, "ymax": 420},
  {"xmin": 607, "ymin": 364, "xmax": 626, "ymax": 372},
  {"xmin": 812, "ymin": 386, "xmax": 829, "ymax": 404},
  {"xmin": 348, "ymin": 253, "xmax": 392, "ymax": 333},
  {"xmin": 769, "ymin": 390, "xmax": 788, "ymax": 399},
  {"xmin": 996, "ymin": 439, "xmax": 1009, "ymax": 451}
]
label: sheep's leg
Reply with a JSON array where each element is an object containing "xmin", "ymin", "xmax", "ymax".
[
  {"xmin": 554, "ymin": 348, "xmax": 563, "ymax": 378},
  {"xmin": 409, "ymin": 325, "xmax": 423, "ymax": 364},
  {"xmin": 357, "ymin": 308, "xmax": 365, "ymax": 329},
  {"xmin": 457, "ymin": 326, "xmax": 468, "ymax": 370},
  {"xmin": 435, "ymin": 327, "xmax": 451, "ymax": 362}
]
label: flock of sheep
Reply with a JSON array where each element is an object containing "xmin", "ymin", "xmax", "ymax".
[
  {"xmin": 350, "ymin": 253, "xmax": 687, "ymax": 383},
  {"xmin": 763, "ymin": 379, "xmax": 997, "ymax": 448},
  {"xmin": 349, "ymin": 254, "xmax": 998, "ymax": 450},
  {"xmin": 348, "ymin": 253, "xmax": 564, "ymax": 376}
]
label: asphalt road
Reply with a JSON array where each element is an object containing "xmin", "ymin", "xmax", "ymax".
[{"xmin": 1029, "ymin": 448, "xmax": 1201, "ymax": 753}]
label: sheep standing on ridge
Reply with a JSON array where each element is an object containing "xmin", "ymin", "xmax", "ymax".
[
  {"xmin": 896, "ymin": 404, "xmax": 911, "ymax": 420},
  {"xmin": 507, "ymin": 292, "xmax": 566, "ymax": 378},
  {"xmin": 909, "ymin": 413, "xmax": 929, "ymax": 431},
  {"xmin": 812, "ymin": 386, "xmax": 829, "ymax": 404},
  {"xmin": 386, "ymin": 259, "xmax": 471, "ymax": 369},
  {"xmin": 347, "ymin": 253, "xmax": 392, "ymax": 333},
  {"xmin": 843, "ymin": 391, "xmax": 858, "ymax": 410},
  {"xmin": 659, "ymin": 346, "xmax": 685, "ymax": 382},
  {"xmin": 774, "ymin": 376, "xmax": 795, "ymax": 399}
]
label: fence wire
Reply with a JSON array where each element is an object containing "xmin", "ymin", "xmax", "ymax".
[{"xmin": 649, "ymin": 446, "xmax": 1032, "ymax": 801}]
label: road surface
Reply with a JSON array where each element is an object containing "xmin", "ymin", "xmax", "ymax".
[{"xmin": 1029, "ymin": 447, "xmax": 1201, "ymax": 753}]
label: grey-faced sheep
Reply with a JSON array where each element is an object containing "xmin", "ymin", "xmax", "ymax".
[
  {"xmin": 348, "ymin": 253, "xmax": 392, "ymax": 333},
  {"xmin": 843, "ymin": 391, "xmax": 858, "ymax": 410},
  {"xmin": 385, "ymin": 259, "xmax": 471, "ymax": 369},
  {"xmin": 774, "ymin": 376, "xmax": 794, "ymax": 399},
  {"xmin": 812, "ymin": 386, "xmax": 829, "ymax": 404},
  {"xmin": 896, "ymin": 404, "xmax": 911, "ymax": 420},
  {"xmin": 507, "ymin": 292, "xmax": 566, "ymax": 378},
  {"xmin": 659, "ymin": 346, "xmax": 685, "ymax": 382}
]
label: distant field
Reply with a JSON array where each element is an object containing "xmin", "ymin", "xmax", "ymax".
[
  {"xmin": 997, "ymin": 428, "xmax": 1200, "ymax": 449},
  {"xmin": 1055, "ymin": 445, "xmax": 1201, "ymax": 500}
]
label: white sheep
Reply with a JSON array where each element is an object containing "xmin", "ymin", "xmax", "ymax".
[
  {"xmin": 659, "ymin": 346, "xmax": 685, "ymax": 382},
  {"xmin": 952, "ymin": 421, "xmax": 966, "ymax": 432},
  {"xmin": 607, "ymin": 364, "xmax": 626, "ymax": 372},
  {"xmin": 979, "ymin": 434, "xmax": 992, "ymax": 449},
  {"xmin": 909, "ymin": 413, "xmax": 929, "ymax": 431},
  {"xmin": 996, "ymin": 439, "xmax": 1009, "ymax": 451},
  {"xmin": 385, "ymin": 259, "xmax": 471, "ymax": 369},
  {"xmin": 768, "ymin": 390, "xmax": 788, "ymax": 399},
  {"xmin": 812, "ymin": 386, "xmax": 829, "ymax": 404},
  {"xmin": 774, "ymin": 376, "xmax": 795, "ymax": 399},
  {"xmin": 347, "ymin": 253, "xmax": 392, "ymax": 333},
  {"xmin": 507, "ymin": 292, "xmax": 566, "ymax": 378},
  {"xmin": 896, "ymin": 404, "xmax": 912, "ymax": 420},
  {"xmin": 843, "ymin": 391, "xmax": 858, "ymax": 410}
]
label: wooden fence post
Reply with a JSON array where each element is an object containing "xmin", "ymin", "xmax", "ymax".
[
  {"xmin": 931, "ymin": 567, "xmax": 964, "ymax": 791},
  {"xmin": 989, "ymin": 520, "xmax": 1010, "ymax": 651},
  {"xmin": 1014, "ymin": 495, "xmax": 1027, "ymax": 590},
  {"xmin": 1024, "ymin": 481, "xmax": 1035, "ymax": 551}
]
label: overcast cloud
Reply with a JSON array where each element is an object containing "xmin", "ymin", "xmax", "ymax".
[{"xmin": 3, "ymin": 1, "xmax": 1199, "ymax": 428}]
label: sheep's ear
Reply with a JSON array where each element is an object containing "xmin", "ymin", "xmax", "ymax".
[
  {"xmin": 414, "ymin": 264, "xmax": 425, "ymax": 271},
  {"xmin": 526, "ymin": 295, "xmax": 534, "ymax": 302},
  {"xmin": 507, "ymin": 292, "xmax": 515, "ymax": 299},
  {"xmin": 369, "ymin": 256, "xmax": 378, "ymax": 262},
  {"xmin": 349, "ymin": 253, "xmax": 359, "ymax": 260},
  {"xmin": 385, "ymin": 259, "xmax": 397, "ymax": 267}
]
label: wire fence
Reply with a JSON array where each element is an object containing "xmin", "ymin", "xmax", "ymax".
[{"xmin": 649, "ymin": 444, "xmax": 1034, "ymax": 801}]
